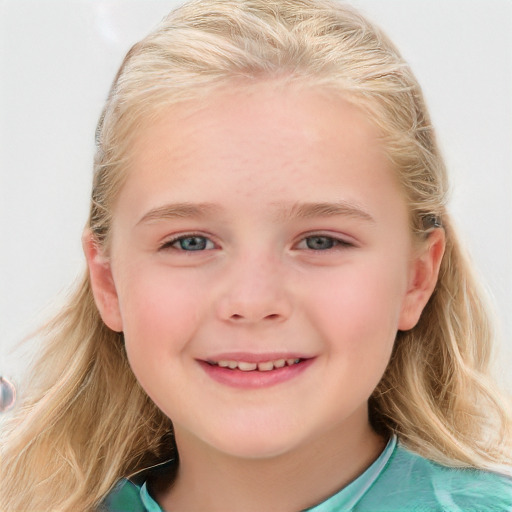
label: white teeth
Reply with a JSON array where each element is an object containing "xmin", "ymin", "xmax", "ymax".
[
  {"xmin": 213, "ymin": 358, "xmax": 302, "ymax": 371},
  {"xmin": 237, "ymin": 361, "xmax": 258, "ymax": 371},
  {"xmin": 257, "ymin": 361, "xmax": 274, "ymax": 372}
]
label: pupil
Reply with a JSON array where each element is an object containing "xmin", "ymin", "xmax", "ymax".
[
  {"xmin": 180, "ymin": 237, "xmax": 206, "ymax": 251},
  {"xmin": 307, "ymin": 236, "xmax": 334, "ymax": 250}
]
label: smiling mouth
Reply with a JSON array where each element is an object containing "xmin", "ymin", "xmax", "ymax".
[{"xmin": 206, "ymin": 358, "xmax": 303, "ymax": 372}]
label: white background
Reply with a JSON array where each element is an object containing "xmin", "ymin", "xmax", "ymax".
[{"xmin": 1, "ymin": 1, "xmax": 511, "ymax": 397}]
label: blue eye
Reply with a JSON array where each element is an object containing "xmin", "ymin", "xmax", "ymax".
[
  {"xmin": 165, "ymin": 235, "xmax": 215, "ymax": 251},
  {"xmin": 306, "ymin": 236, "xmax": 335, "ymax": 250},
  {"xmin": 299, "ymin": 235, "xmax": 352, "ymax": 251}
]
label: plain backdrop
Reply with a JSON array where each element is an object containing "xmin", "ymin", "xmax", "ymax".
[{"xmin": 1, "ymin": 1, "xmax": 511, "ymax": 400}]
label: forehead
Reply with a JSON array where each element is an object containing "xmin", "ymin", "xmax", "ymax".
[{"xmin": 115, "ymin": 82, "xmax": 404, "ymax": 224}]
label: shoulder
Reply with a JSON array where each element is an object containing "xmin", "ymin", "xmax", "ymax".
[
  {"xmin": 358, "ymin": 443, "xmax": 512, "ymax": 512},
  {"xmin": 99, "ymin": 479, "xmax": 146, "ymax": 512}
]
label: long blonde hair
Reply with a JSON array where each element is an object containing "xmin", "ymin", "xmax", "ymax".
[{"xmin": 3, "ymin": 0, "xmax": 511, "ymax": 510}]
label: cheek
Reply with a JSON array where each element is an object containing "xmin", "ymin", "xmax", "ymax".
[
  {"xmin": 116, "ymin": 266, "xmax": 203, "ymax": 361},
  {"xmin": 303, "ymin": 261, "xmax": 407, "ymax": 359}
]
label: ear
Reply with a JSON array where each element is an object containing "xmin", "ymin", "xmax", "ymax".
[
  {"xmin": 82, "ymin": 230, "xmax": 123, "ymax": 332},
  {"xmin": 398, "ymin": 228, "xmax": 445, "ymax": 331}
]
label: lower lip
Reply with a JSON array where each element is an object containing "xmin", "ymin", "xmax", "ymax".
[{"xmin": 198, "ymin": 359, "xmax": 315, "ymax": 389}]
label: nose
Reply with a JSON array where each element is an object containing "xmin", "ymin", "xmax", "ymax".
[{"xmin": 215, "ymin": 252, "xmax": 292, "ymax": 324}]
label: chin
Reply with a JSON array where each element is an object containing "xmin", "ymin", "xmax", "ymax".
[{"xmin": 200, "ymin": 423, "xmax": 310, "ymax": 461}]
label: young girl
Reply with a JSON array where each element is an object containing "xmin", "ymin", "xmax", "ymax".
[{"xmin": 2, "ymin": 0, "xmax": 512, "ymax": 510}]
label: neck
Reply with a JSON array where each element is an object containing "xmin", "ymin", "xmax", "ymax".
[{"xmin": 155, "ymin": 415, "xmax": 386, "ymax": 512}]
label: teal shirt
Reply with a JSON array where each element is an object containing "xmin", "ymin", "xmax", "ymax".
[{"xmin": 103, "ymin": 437, "xmax": 512, "ymax": 511}]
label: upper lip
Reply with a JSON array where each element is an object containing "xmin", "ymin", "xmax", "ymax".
[{"xmin": 202, "ymin": 352, "xmax": 312, "ymax": 364}]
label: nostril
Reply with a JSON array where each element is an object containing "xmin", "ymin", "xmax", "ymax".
[{"xmin": 228, "ymin": 312, "xmax": 282, "ymax": 322}]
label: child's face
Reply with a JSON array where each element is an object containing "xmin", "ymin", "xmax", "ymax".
[{"xmin": 91, "ymin": 83, "xmax": 438, "ymax": 459}]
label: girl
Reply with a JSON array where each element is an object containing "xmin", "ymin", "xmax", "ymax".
[{"xmin": 2, "ymin": 0, "xmax": 512, "ymax": 510}]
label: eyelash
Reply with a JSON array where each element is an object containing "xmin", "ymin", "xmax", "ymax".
[
  {"xmin": 159, "ymin": 233, "xmax": 354, "ymax": 252},
  {"xmin": 160, "ymin": 233, "xmax": 216, "ymax": 252},
  {"xmin": 296, "ymin": 235, "xmax": 354, "ymax": 251}
]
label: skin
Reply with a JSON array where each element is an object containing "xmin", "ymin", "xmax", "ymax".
[{"xmin": 85, "ymin": 82, "xmax": 444, "ymax": 511}]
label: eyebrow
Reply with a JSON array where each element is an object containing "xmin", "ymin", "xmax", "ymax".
[
  {"xmin": 136, "ymin": 200, "xmax": 375, "ymax": 225},
  {"xmin": 137, "ymin": 202, "xmax": 220, "ymax": 225},
  {"xmin": 278, "ymin": 201, "xmax": 375, "ymax": 223}
]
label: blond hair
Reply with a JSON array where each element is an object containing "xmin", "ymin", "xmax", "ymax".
[{"xmin": 2, "ymin": 0, "xmax": 511, "ymax": 510}]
